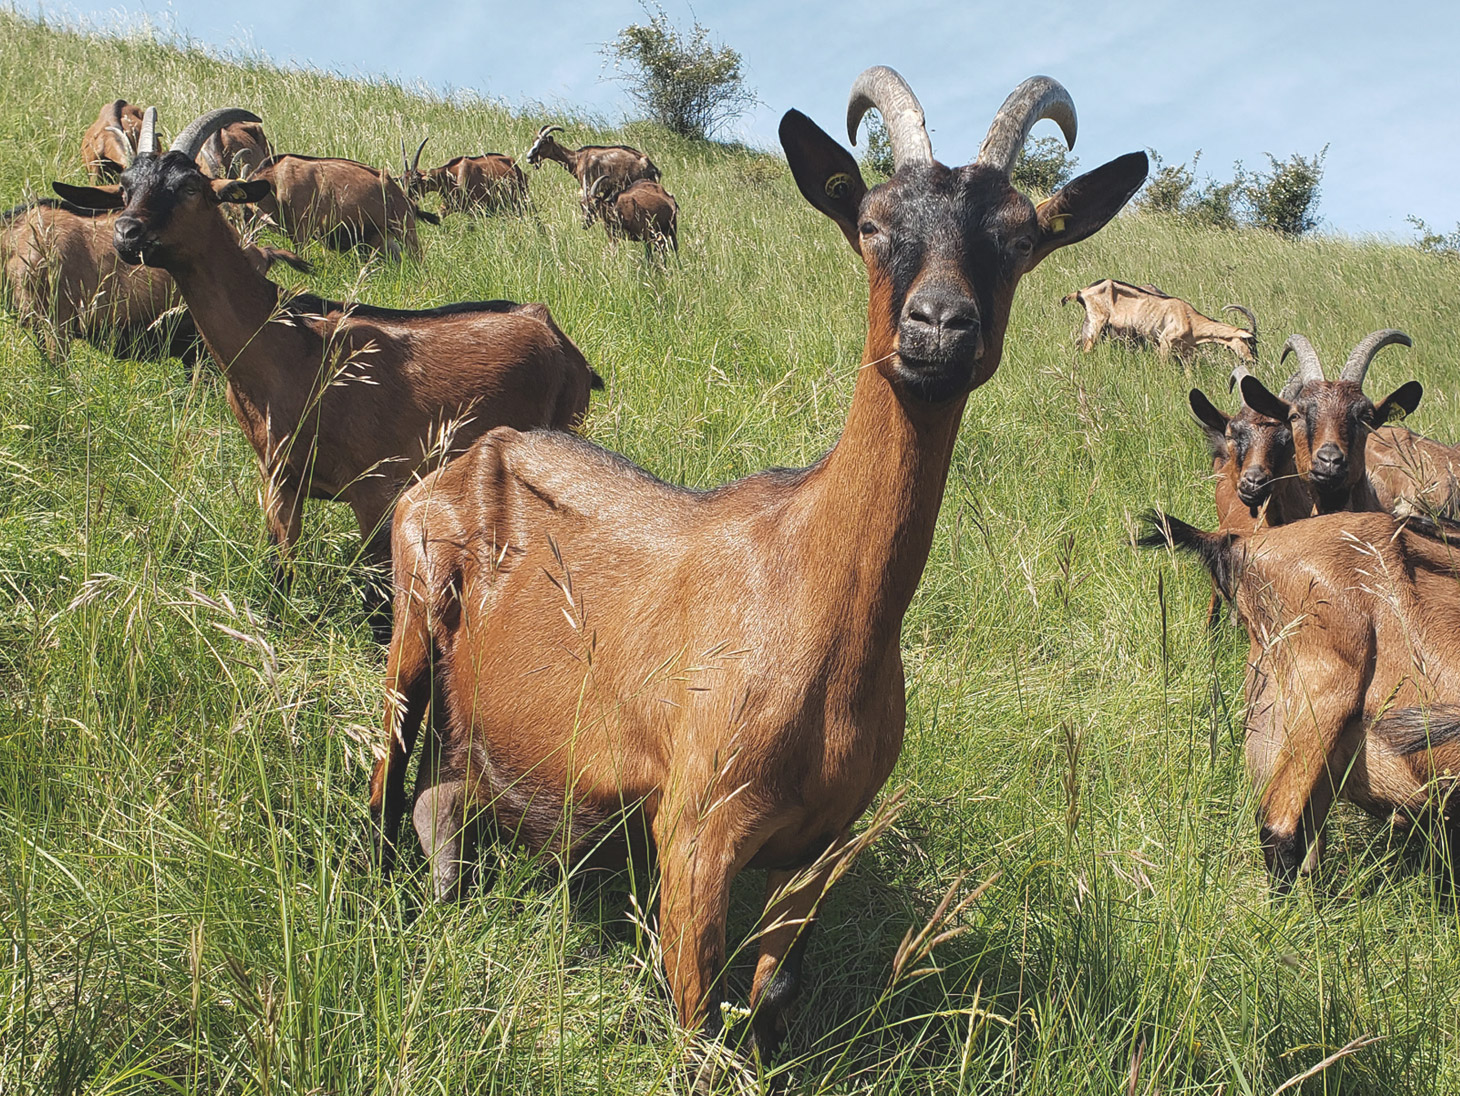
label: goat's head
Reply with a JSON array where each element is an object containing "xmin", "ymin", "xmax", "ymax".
[
  {"xmin": 399, "ymin": 137, "xmax": 430, "ymax": 198},
  {"xmin": 525, "ymin": 125, "xmax": 564, "ymax": 168},
  {"xmin": 1240, "ymin": 332, "xmax": 1422, "ymax": 509},
  {"xmin": 780, "ymin": 67, "xmax": 1147, "ymax": 401},
  {"xmin": 53, "ymin": 108, "xmax": 272, "ymax": 268},
  {"xmin": 1223, "ymin": 304, "xmax": 1259, "ymax": 363},
  {"xmin": 1190, "ymin": 364, "xmax": 1293, "ymax": 510}
]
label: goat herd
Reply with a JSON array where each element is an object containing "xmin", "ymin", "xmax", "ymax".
[{"xmin": 4, "ymin": 64, "xmax": 1458, "ymax": 1073}]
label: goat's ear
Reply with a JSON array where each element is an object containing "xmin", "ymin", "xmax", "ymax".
[
  {"xmin": 211, "ymin": 178, "xmax": 272, "ymax": 205},
  {"xmin": 1188, "ymin": 389, "xmax": 1230, "ymax": 459},
  {"xmin": 1240, "ymin": 375, "xmax": 1292, "ymax": 423},
  {"xmin": 1374, "ymin": 380, "xmax": 1423, "ymax": 425},
  {"xmin": 51, "ymin": 181, "xmax": 124, "ymax": 210},
  {"xmin": 1029, "ymin": 151, "xmax": 1148, "ymax": 267},
  {"xmin": 779, "ymin": 109, "xmax": 867, "ymax": 253}
]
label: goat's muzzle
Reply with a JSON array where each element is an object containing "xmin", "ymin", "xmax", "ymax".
[
  {"xmin": 1236, "ymin": 470, "xmax": 1273, "ymax": 508},
  {"xmin": 1308, "ymin": 443, "xmax": 1347, "ymax": 491},
  {"xmin": 113, "ymin": 216, "xmax": 154, "ymax": 266},
  {"xmin": 897, "ymin": 285, "xmax": 981, "ymax": 370}
]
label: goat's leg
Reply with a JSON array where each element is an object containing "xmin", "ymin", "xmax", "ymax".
[
  {"xmin": 260, "ymin": 471, "xmax": 303, "ymax": 589},
  {"xmin": 352, "ymin": 497, "xmax": 396, "ymax": 643},
  {"xmin": 748, "ymin": 842, "xmax": 845, "ymax": 1062},
  {"xmin": 654, "ymin": 816, "xmax": 735, "ymax": 1037},
  {"xmin": 369, "ymin": 588, "xmax": 432, "ymax": 873}
]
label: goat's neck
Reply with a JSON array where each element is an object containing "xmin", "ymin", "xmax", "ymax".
[
  {"xmin": 807, "ymin": 328, "xmax": 967, "ymax": 646},
  {"xmin": 163, "ymin": 216, "xmax": 298, "ymax": 382}
]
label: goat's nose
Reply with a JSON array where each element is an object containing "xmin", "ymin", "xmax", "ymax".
[
  {"xmin": 114, "ymin": 217, "xmax": 146, "ymax": 250},
  {"xmin": 1310, "ymin": 443, "xmax": 1346, "ymax": 481},
  {"xmin": 903, "ymin": 289, "xmax": 979, "ymax": 334}
]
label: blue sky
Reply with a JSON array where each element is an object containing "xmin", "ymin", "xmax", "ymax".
[{"xmin": 21, "ymin": 0, "xmax": 1459, "ymax": 236}]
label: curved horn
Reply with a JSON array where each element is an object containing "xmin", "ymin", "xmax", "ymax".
[
  {"xmin": 1223, "ymin": 304, "xmax": 1257, "ymax": 339},
  {"xmin": 846, "ymin": 65, "xmax": 932, "ymax": 170},
  {"xmin": 1278, "ymin": 334, "xmax": 1325, "ymax": 395},
  {"xmin": 137, "ymin": 106, "xmax": 158, "ymax": 158},
  {"xmin": 1228, "ymin": 363, "xmax": 1252, "ymax": 393},
  {"xmin": 977, "ymin": 76, "xmax": 1077, "ymax": 177},
  {"xmin": 537, "ymin": 124, "xmax": 563, "ymax": 139},
  {"xmin": 412, "ymin": 136, "xmax": 429, "ymax": 172},
  {"xmin": 401, "ymin": 138, "xmax": 410, "ymax": 176},
  {"xmin": 104, "ymin": 126, "xmax": 136, "ymax": 168},
  {"xmin": 168, "ymin": 108, "xmax": 260, "ymax": 160},
  {"xmin": 199, "ymin": 135, "xmax": 225, "ymax": 177},
  {"xmin": 1340, "ymin": 329, "xmax": 1412, "ymax": 386}
]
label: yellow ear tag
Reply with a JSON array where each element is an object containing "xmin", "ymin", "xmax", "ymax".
[
  {"xmin": 824, "ymin": 173, "xmax": 853, "ymax": 199},
  {"xmin": 1049, "ymin": 213, "xmax": 1070, "ymax": 234}
]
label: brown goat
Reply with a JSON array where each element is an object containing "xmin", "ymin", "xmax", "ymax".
[
  {"xmin": 399, "ymin": 138, "xmax": 527, "ymax": 215},
  {"xmin": 197, "ymin": 121, "xmax": 274, "ymax": 180},
  {"xmin": 1, "ymin": 197, "xmax": 306, "ymax": 359},
  {"xmin": 81, "ymin": 99, "xmax": 160, "ymax": 181},
  {"xmin": 587, "ymin": 176, "xmax": 678, "ymax": 255},
  {"xmin": 1240, "ymin": 332, "xmax": 1424, "ymax": 514},
  {"xmin": 525, "ymin": 124, "xmax": 661, "ymax": 227},
  {"xmin": 369, "ymin": 68, "xmax": 1146, "ymax": 1061},
  {"xmin": 248, "ymin": 152, "xmax": 439, "ymax": 260},
  {"xmin": 1062, "ymin": 279, "xmax": 1257, "ymax": 362},
  {"xmin": 1143, "ymin": 509, "xmax": 1460, "ymax": 886},
  {"xmin": 53, "ymin": 107, "xmax": 603, "ymax": 632}
]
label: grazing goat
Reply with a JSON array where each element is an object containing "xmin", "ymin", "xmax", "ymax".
[
  {"xmin": 1142, "ymin": 510, "xmax": 1460, "ymax": 886},
  {"xmin": 1, "ymin": 197, "xmax": 305, "ymax": 359},
  {"xmin": 1239, "ymin": 332, "xmax": 1424, "ymax": 515},
  {"xmin": 198, "ymin": 120, "xmax": 274, "ymax": 180},
  {"xmin": 53, "ymin": 107, "xmax": 603, "ymax": 632},
  {"xmin": 81, "ymin": 99, "xmax": 159, "ymax": 181},
  {"xmin": 369, "ymin": 67, "xmax": 1146, "ymax": 1061},
  {"xmin": 1188, "ymin": 364, "xmax": 1308, "ymax": 533},
  {"xmin": 1062, "ymin": 279, "xmax": 1257, "ymax": 362},
  {"xmin": 247, "ymin": 152, "xmax": 439, "ymax": 260},
  {"xmin": 586, "ymin": 176, "xmax": 678, "ymax": 255},
  {"xmin": 525, "ymin": 124, "xmax": 661, "ymax": 227},
  {"xmin": 400, "ymin": 138, "xmax": 527, "ymax": 215}
]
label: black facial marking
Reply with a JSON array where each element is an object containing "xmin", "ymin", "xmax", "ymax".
[{"xmin": 113, "ymin": 151, "xmax": 211, "ymax": 264}]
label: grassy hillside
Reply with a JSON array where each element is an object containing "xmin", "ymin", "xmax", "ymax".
[{"xmin": 4, "ymin": 11, "xmax": 1460, "ymax": 1094}]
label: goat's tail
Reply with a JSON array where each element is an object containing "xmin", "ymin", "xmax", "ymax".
[
  {"xmin": 1137, "ymin": 509, "xmax": 1241, "ymax": 600},
  {"xmin": 1061, "ymin": 289, "xmax": 1081, "ymax": 306},
  {"xmin": 589, "ymin": 370, "xmax": 605, "ymax": 391}
]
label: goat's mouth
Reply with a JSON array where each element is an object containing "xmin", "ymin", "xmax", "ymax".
[
  {"xmin": 114, "ymin": 241, "xmax": 155, "ymax": 267},
  {"xmin": 893, "ymin": 349, "xmax": 982, "ymax": 404},
  {"xmin": 1237, "ymin": 480, "xmax": 1273, "ymax": 508}
]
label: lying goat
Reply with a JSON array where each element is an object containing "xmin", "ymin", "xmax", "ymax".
[
  {"xmin": 586, "ymin": 176, "xmax": 678, "ymax": 255},
  {"xmin": 1063, "ymin": 279, "xmax": 1257, "ymax": 362},
  {"xmin": 1143, "ymin": 509, "xmax": 1460, "ymax": 886},
  {"xmin": 54, "ymin": 107, "xmax": 602, "ymax": 635}
]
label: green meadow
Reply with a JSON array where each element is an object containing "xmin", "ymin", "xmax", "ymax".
[{"xmin": 4, "ymin": 11, "xmax": 1460, "ymax": 1094}]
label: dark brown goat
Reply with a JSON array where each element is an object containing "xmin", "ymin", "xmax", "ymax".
[
  {"xmin": 399, "ymin": 138, "xmax": 527, "ymax": 215},
  {"xmin": 197, "ymin": 121, "xmax": 274, "ymax": 179},
  {"xmin": 81, "ymin": 99, "xmax": 160, "ymax": 181},
  {"xmin": 525, "ymin": 124, "xmax": 661, "ymax": 227},
  {"xmin": 1063, "ymin": 279, "xmax": 1257, "ymax": 362},
  {"xmin": 248, "ymin": 152, "xmax": 439, "ymax": 259},
  {"xmin": 1, "ymin": 197, "xmax": 305, "ymax": 358},
  {"xmin": 1240, "ymin": 332, "xmax": 1424, "ymax": 514},
  {"xmin": 53, "ymin": 107, "xmax": 603, "ymax": 629},
  {"xmin": 1143, "ymin": 510, "xmax": 1460, "ymax": 886},
  {"xmin": 587, "ymin": 176, "xmax": 678, "ymax": 255},
  {"xmin": 369, "ymin": 67, "xmax": 1145, "ymax": 1061}
]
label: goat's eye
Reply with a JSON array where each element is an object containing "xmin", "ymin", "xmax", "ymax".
[
  {"xmin": 1012, "ymin": 235, "xmax": 1034, "ymax": 256},
  {"xmin": 859, "ymin": 221, "xmax": 879, "ymax": 237}
]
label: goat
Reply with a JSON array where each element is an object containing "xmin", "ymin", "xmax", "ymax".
[
  {"xmin": 368, "ymin": 67, "xmax": 1146, "ymax": 1061},
  {"xmin": 247, "ymin": 152, "xmax": 439, "ymax": 260},
  {"xmin": 197, "ymin": 120, "xmax": 274, "ymax": 180},
  {"xmin": 524, "ymin": 124, "xmax": 661, "ymax": 227},
  {"xmin": 81, "ymin": 99, "xmax": 159, "ymax": 181},
  {"xmin": 1062, "ymin": 279, "xmax": 1257, "ymax": 362},
  {"xmin": 399, "ymin": 138, "xmax": 527, "ymax": 216},
  {"xmin": 1, "ymin": 196, "xmax": 306, "ymax": 359},
  {"xmin": 1239, "ymin": 332, "xmax": 1424, "ymax": 515},
  {"xmin": 53, "ymin": 107, "xmax": 604, "ymax": 634},
  {"xmin": 1142, "ymin": 509, "xmax": 1460, "ymax": 886},
  {"xmin": 586, "ymin": 175, "xmax": 678, "ymax": 255}
]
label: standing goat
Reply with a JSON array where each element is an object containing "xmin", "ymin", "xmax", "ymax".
[
  {"xmin": 1239, "ymin": 332, "xmax": 1424, "ymax": 514},
  {"xmin": 586, "ymin": 176, "xmax": 678, "ymax": 255},
  {"xmin": 400, "ymin": 138, "xmax": 527, "ymax": 215},
  {"xmin": 525, "ymin": 124, "xmax": 661, "ymax": 227},
  {"xmin": 247, "ymin": 152, "xmax": 439, "ymax": 260},
  {"xmin": 370, "ymin": 67, "xmax": 1146, "ymax": 1061},
  {"xmin": 81, "ymin": 99, "xmax": 160, "ymax": 181},
  {"xmin": 53, "ymin": 107, "xmax": 603, "ymax": 632},
  {"xmin": 1143, "ymin": 510, "xmax": 1460, "ymax": 886},
  {"xmin": 1063, "ymin": 279, "xmax": 1257, "ymax": 362}
]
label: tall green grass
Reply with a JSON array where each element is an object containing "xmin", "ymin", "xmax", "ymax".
[{"xmin": 4, "ymin": 9, "xmax": 1460, "ymax": 1093}]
